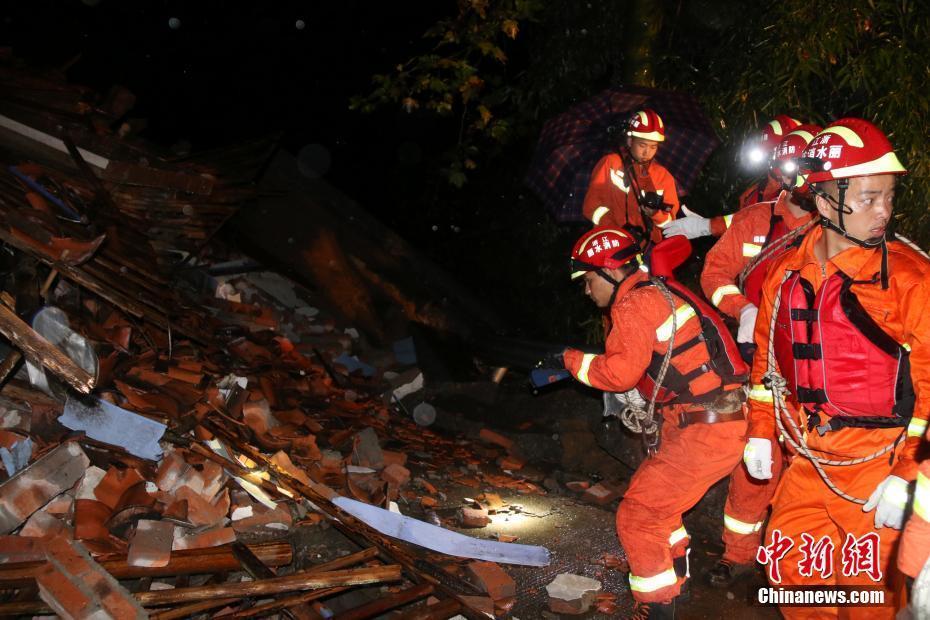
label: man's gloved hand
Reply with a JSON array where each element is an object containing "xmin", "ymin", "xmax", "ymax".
[
  {"xmin": 738, "ymin": 303, "xmax": 759, "ymax": 344},
  {"xmin": 743, "ymin": 438, "xmax": 773, "ymax": 480},
  {"xmin": 537, "ymin": 349, "xmax": 567, "ymax": 370},
  {"xmin": 863, "ymin": 475, "xmax": 910, "ymax": 529},
  {"xmin": 662, "ymin": 205, "xmax": 711, "ymax": 239}
]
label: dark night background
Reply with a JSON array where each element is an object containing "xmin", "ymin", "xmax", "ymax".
[{"xmin": 3, "ymin": 0, "xmax": 929, "ymax": 341}]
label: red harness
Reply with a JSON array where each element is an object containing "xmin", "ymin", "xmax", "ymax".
[
  {"xmin": 636, "ymin": 279, "xmax": 749, "ymax": 404},
  {"xmin": 773, "ymin": 271, "xmax": 913, "ymax": 431}
]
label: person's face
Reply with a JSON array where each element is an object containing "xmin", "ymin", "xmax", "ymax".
[
  {"xmin": 627, "ymin": 137, "xmax": 659, "ymax": 163},
  {"xmin": 816, "ymin": 174, "xmax": 896, "ymax": 245},
  {"xmin": 582, "ymin": 270, "xmax": 619, "ymax": 308}
]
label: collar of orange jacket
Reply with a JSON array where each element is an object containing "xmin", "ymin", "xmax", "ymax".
[
  {"xmin": 783, "ymin": 224, "xmax": 883, "ymax": 282},
  {"xmin": 773, "ymin": 190, "xmax": 814, "ymax": 230}
]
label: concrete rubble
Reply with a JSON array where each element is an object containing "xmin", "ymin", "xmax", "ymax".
[{"xmin": 545, "ymin": 573, "xmax": 603, "ymax": 615}]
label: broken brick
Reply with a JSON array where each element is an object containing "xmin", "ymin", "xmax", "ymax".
[
  {"xmin": 497, "ymin": 454, "xmax": 526, "ymax": 471},
  {"xmin": 564, "ymin": 481, "xmax": 590, "ymax": 492},
  {"xmin": 466, "ymin": 561, "xmax": 516, "ymax": 600},
  {"xmin": 381, "ymin": 449, "xmax": 407, "ymax": 467},
  {"xmin": 0, "ymin": 442, "xmax": 89, "ymax": 534},
  {"xmin": 476, "ymin": 493, "xmax": 506, "ymax": 513},
  {"xmin": 460, "ymin": 506, "xmax": 490, "ymax": 528},
  {"xmin": 582, "ymin": 480, "xmax": 628, "ymax": 506},
  {"xmin": 172, "ymin": 526, "xmax": 236, "ymax": 550},
  {"xmin": 38, "ymin": 535, "xmax": 147, "ymax": 620},
  {"xmin": 0, "ymin": 535, "xmax": 45, "ymax": 563},
  {"xmin": 381, "ymin": 463, "xmax": 410, "ymax": 487},
  {"xmin": 478, "ymin": 428, "xmax": 513, "ymax": 451},
  {"xmin": 127, "ymin": 519, "xmax": 174, "ymax": 568}
]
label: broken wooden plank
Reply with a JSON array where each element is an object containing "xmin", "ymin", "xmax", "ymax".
[
  {"xmin": 150, "ymin": 548, "xmax": 379, "ymax": 620},
  {"xmin": 0, "ymin": 541, "xmax": 293, "ymax": 588},
  {"xmin": 401, "ymin": 597, "xmax": 463, "ymax": 620},
  {"xmin": 331, "ymin": 582, "xmax": 434, "ymax": 620},
  {"xmin": 134, "ymin": 565, "xmax": 402, "ymax": 606},
  {"xmin": 0, "ymin": 565, "xmax": 399, "ymax": 617},
  {"xmin": 101, "ymin": 161, "xmax": 215, "ymax": 195},
  {"xmin": 0, "ymin": 303, "xmax": 95, "ymax": 394}
]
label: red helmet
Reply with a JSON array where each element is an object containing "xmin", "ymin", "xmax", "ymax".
[
  {"xmin": 627, "ymin": 109, "xmax": 665, "ymax": 142},
  {"xmin": 800, "ymin": 118, "xmax": 906, "ymax": 185},
  {"xmin": 570, "ymin": 227, "xmax": 641, "ymax": 280},
  {"xmin": 771, "ymin": 124, "xmax": 821, "ymax": 190},
  {"xmin": 759, "ymin": 115, "xmax": 802, "ymax": 151}
]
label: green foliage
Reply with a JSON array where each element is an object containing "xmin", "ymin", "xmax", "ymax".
[
  {"xmin": 350, "ymin": 0, "xmax": 545, "ymax": 185},
  {"xmin": 353, "ymin": 0, "xmax": 930, "ymax": 338},
  {"xmin": 657, "ymin": 0, "xmax": 930, "ymax": 245}
]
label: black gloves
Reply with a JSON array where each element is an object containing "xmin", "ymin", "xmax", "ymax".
[{"xmin": 537, "ymin": 349, "xmax": 567, "ymax": 370}]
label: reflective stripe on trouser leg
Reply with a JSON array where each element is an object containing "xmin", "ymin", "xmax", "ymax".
[
  {"xmin": 724, "ymin": 513, "xmax": 764, "ymax": 535},
  {"xmin": 629, "ymin": 568, "xmax": 679, "ymax": 594}
]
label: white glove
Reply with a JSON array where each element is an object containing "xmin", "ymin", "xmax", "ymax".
[
  {"xmin": 662, "ymin": 205, "xmax": 711, "ymax": 239},
  {"xmin": 912, "ymin": 553, "xmax": 930, "ymax": 620},
  {"xmin": 743, "ymin": 438, "xmax": 773, "ymax": 480},
  {"xmin": 737, "ymin": 304, "xmax": 759, "ymax": 344},
  {"xmin": 863, "ymin": 475, "xmax": 910, "ymax": 529}
]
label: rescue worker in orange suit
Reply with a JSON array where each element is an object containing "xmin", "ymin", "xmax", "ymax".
[
  {"xmin": 899, "ymin": 446, "xmax": 930, "ymax": 615},
  {"xmin": 582, "ymin": 109, "xmax": 680, "ymax": 246},
  {"xmin": 695, "ymin": 124, "xmax": 821, "ymax": 587},
  {"xmin": 542, "ymin": 226, "xmax": 748, "ymax": 618},
  {"xmin": 743, "ymin": 118, "xmax": 930, "ymax": 618},
  {"xmin": 663, "ymin": 115, "xmax": 802, "ymax": 240}
]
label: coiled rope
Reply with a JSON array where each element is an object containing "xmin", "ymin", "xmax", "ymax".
[{"xmin": 620, "ymin": 277, "xmax": 677, "ymax": 455}]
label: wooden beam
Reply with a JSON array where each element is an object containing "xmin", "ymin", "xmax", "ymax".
[
  {"xmin": 331, "ymin": 583, "xmax": 434, "ymax": 620},
  {"xmin": 0, "ymin": 302, "xmax": 95, "ymax": 394},
  {"xmin": 0, "ymin": 541, "xmax": 293, "ymax": 588},
  {"xmin": 136, "ymin": 565, "xmax": 401, "ymax": 606}
]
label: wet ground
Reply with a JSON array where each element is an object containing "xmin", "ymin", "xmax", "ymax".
[
  {"xmin": 288, "ymin": 373, "xmax": 780, "ymax": 618},
  {"xmin": 490, "ymin": 379, "xmax": 779, "ymax": 619}
]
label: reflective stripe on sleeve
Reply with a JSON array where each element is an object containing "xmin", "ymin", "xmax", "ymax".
[
  {"xmin": 742, "ymin": 242, "xmax": 762, "ymax": 257},
  {"xmin": 656, "ymin": 214, "xmax": 673, "ymax": 228},
  {"xmin": 914, "ymin": 471, "xmax": 929, "ymax": 521},
  {"xmin": 591, "ymin": 206, "xmax": 610, "ymax": 225},
  {"xmin": 748, "ymin": 383, "xmax": 773, "ymax": 403},
  {"xmin": 656, "ymin": 305, "xmax": 697, "ymax": 341},
  {"xmin": 711, "ymin": 284, "xmax": 741, "ymax": 307},
  {"xmin": 668, "ymin": 526, "xmax": 689, "ymax": 546},
  {"xmin": 610, "ymin": 169, "xmax": 630, "ymax": 193},
  {"xmin": 724, "ymin": 214, "xmax": 734, "ymax": 228},
  {"xmin": 724, "ymin": 513, "xmax": 763, "ymax": 535},
  {"xmin": 629, "ymin": 568, "xmax": 678, "ymax": 593},
  {"xmin": 575, "ymin": 353, "xmax": 596, "ymax": 387},
  {"xmin": 907, "ymin": 417, "xmax": 928, "ymax": 438}
]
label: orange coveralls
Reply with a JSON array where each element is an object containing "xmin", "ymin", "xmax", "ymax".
[
  {"xmin": 564, "ymin": 270, "xmax": 746, "ymax": 604},
  {"xmin": 582, "ymin": 153, "xmax": 680, "ymax": 245},
  {"xmin": 700, "ymin": 192, "xmax": 813, "ymax": 565},
  {"xmin": 898, "ymin": 457, "xmax": 930, "ymax": 578},
  {"xmin": 708, "ymin": 176, "xmax": 783, "ymax": 237},
  {"xmin": 748, "ymin": 226, "xmax": 930, "ymax": 618}
]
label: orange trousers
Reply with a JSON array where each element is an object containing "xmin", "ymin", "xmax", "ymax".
[
  {"xmin": 722, "ymin": 440, "xmax": 785, "ymax": 564},
  {"xmin": 898, "ymin": 460, "xmax": 930, "ymax": 578},
  {"xmin": 764, "ymin": 429, "xmax": 906, "ymax": 619},
  {"xmin": 617, "ymin": 408, "xmax": 746, "ymax": 603}
]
